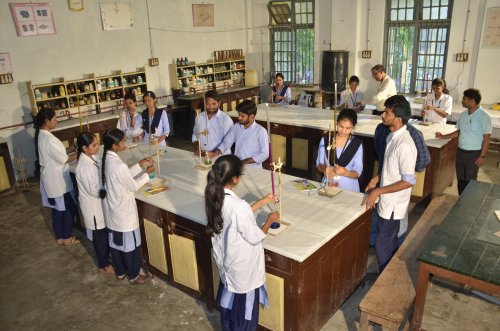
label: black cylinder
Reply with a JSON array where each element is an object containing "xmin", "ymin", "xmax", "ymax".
[{"xmin": 320, "ymin": 51, "xmax": 349, "ymax": 92}]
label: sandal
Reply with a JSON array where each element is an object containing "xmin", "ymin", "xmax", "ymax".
[
  {"xmin": 61, "ymin": 236, "xmax": 80, "ymax": 246},
  {"xmin": 129, "ymin": 273, "xmax": 153, "ymax": 285},
  {"xmin": 99, "ymin": 265, "xmax": 115, "ymax": 273},
  {"xmin": 56, "ymin": 239, "xmax": 64, "ymax": 246}
]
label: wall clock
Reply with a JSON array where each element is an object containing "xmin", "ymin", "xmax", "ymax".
[
  {"xmin": 192, "ymin": 4, "xmax": 214, "ymax": 27},
  {"xmin": 68, "ymin": 0, "xmax": 84, "ymax": 12}
]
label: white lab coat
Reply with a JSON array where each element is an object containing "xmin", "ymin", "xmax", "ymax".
[
  {"xmin": 38, "ymin": 129, "xmax": 73, "ymax": 198},
  {"xmin": 211, "ymin": 189, "xmax": 267, "ymax": 294},
  {"xmin": 102, "ymin": 151, "xmax": 149, "ymax": 232},
  {"xmin": 75, "ymin": 153, "xmax": 106, "ymax": 230}
]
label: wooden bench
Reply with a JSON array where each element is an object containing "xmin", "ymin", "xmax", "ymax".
[{"xmin": 359, "ymin": 194, "xmax": 458, "ymax": 330}]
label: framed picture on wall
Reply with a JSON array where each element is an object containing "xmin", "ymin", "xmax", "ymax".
[
  {"xmin": 9, "ymin": 3, "xmax": 56, "ymax": 37},
  {"xmin": 192, "ymin": 4, "xmax": 214, "ymax": 27}
]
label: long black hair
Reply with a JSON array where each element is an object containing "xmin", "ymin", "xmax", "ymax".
[
  {"xmin": 205, "ymin": 155, "xmax": 243, "ymax": 237},
  {"xmin": 76, "ymin": 132, "xmax": 96, "ymax": 160},
  {"xmin": 99, "ymin": 128, "xmax": 125, "ymax": 199},
  {"xmin": 33, "ymin": 108, "xmax": 55, "ymax": 178}
]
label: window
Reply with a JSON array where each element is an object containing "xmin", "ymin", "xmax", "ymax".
[
  {"xmin": 269, "ymin": 0, "xmax": 314, "ymax": 84},
  {"xmin": 385, "ymin": 0, "xmax": 453, "ymax": 93}
]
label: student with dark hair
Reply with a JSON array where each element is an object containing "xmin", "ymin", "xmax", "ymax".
[
  {"xmin": 100, "ymin": 128, "xmax": 155, "ymax": 284},
  {"xmin": 370, "ymin": 102, "xmax": 431, "ymax": 247},
  {"xmin": 117, "ymin": 92, "xmax": 144, "ymax": 143},
  {"xmin": 34, "ymin": 108, "xmax": 80, "ymax": 246},
  {"xmin": 192, "ymin": 89, "xmax": 233, "ymax": 156},
  {"xmin": 371, "ymin": 64, "xmax": 397, "ymax": 114},
  {"xmin": 272, "ymin": 72, "xmax": 291, "ymax": 105},
  {"xmin": 338, "ymin": 75, "xmax": 365, "ymax": 111},
  {"xmin": 421, "ymin": 78, "xmax": 452, "ymax": 124},
  {"xmin": 364, "ymin": 95, "xmax": 417, "ymax": 272},
  {"xmin": 436, "ymin": 88, "xmax": 492, "ymax": 194},
  {"xmin": 316, "ymin": 108, "xmax": 364, "ymax": 192},
  {"xmin": 209, "ymin": 100, "xmax": 269, "ymax": 168},
  {"xmin": 75, "ymin": 132, "xmax": 113, "ymax": 273},
  {"xmin": 141, "ymin": 91, "xmax": 170, "ymax": 146},
  {"xmin": 205, "ymin": 155, "xmax": 279, "ymax": 330}
]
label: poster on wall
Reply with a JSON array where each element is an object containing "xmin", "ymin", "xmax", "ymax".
[
  {"xmin": 100, "ymin": 2, "xmax": 134, "ymax": 30},
  {"xmin": 482, "ymin": 7, "xmax": 500, "ymax": 48},
  {"xmin": 9, "ymin": 3, "xmax": 56, "ymax": 37}
]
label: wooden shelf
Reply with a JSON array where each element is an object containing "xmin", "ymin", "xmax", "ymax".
[{"xmin": 28, "ymin": 67, "xmax": 147, "ymax": 117}]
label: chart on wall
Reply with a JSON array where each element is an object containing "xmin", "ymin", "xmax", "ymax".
[
  {"xmin": 100, "ymin": 2, "xmax": 134, "ymax": 30},
  {"xmin": 482, "ymin": 7, "xmax": 500, "ymax": 48},
  {"xmin": 9, "ymin": 2, "xmax": 56, "ymax": 37}
]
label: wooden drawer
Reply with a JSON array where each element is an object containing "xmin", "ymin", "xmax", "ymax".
[{"xmin": 264, "ymin": 249, "xmax": 292, "ymax": 274}]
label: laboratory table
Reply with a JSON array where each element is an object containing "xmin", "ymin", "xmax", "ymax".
[{"xmin": 410, "ymin": 181, "xmax": 500, "ymax": 330}]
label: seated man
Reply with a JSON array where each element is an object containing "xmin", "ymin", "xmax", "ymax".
[
  {"xmin": 192, "ymin": 90, "xmax": 234, "ymax": 156},
  {"xmin": 209, "ymin": 100, "xmax": 269, "ymax": 168}
]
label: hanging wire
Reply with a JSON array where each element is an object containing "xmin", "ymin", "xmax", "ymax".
[{"xmin": 145, "ymin": 0, "xmax": 154, "ymax": 58}]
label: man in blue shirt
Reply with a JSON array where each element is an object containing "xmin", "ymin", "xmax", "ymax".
[
  {"xmin": 210, "ymin": 100, "xmax": 269, "ymax": 168},
  {"xmin": 192, "ymin": 90, "xmax": 234, "ymax": 156},
  {"xmin": 436, "ymin": 88, "xmax": 492, "ymax": 195}
]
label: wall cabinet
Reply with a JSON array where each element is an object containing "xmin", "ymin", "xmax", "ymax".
[{"xmin": 28, "ymin": 68, "xmax": 147, "ymax": 119}]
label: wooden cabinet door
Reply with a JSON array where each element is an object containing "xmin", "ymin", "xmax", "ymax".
[
  {"xmin": 137, "ymin": 200, "xmax": 170, "ymax": 280},
  {"xmin": 167, "ymin": 213, "xmax": 216, "ymax": 307}
]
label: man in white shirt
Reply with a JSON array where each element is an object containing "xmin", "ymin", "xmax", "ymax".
[
  {"xmin": 209, "ymin": 100, "xmax": 269, "ymax": 168},
  {"xmin": 364, "ymin": 95, "xmax": 417, "ymax": 271},
  {"xmin": 371, "ymin": 64, "xmax": 397, "ymax": 115},
  {"xmin": 192, "ymin": 90, "xmax": 234, "ymax": 155}
]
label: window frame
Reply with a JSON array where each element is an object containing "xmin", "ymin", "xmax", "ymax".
[
  {"xmin": 383, "ymin": 0, "xmax": 453, "ymax": 94},
  {"xmin": 269, "ymin": 0, "xmax": 315, "ymax": 85}
]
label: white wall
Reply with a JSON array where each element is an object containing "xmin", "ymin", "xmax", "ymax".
[
  {"xmin": 329, "ymin": 0, "xmax": 497, "ymax": 104},
  {"xmin": 0, "ymin": 0, "xmax": 252, "ymax": 176},
  {"xmin": 474, "ymin": 0, "xmax": 500, "ymax": 103},
  {"xmin": 0, "ymin": 0, "xmax": 496, "ymax": 178}
]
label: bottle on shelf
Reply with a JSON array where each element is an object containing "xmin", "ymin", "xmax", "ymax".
[
  {"xmin": 137, "ymin": 75, "xmax": 143, "ymax": 83},
  {"xmin": 176, "ymin": 58, "xmax": 181, "ymax": 66},
  {"xmin": 34, "ymin": 89, "xmax": 42, "ymax": 100},
  {"xmin": 123, "ymin": 77, "xmax": 128, "ymax": 85},
  {"xmin": 59, "ymin": 85, "xmax": 66, "ymax": 96},
  {"xmin": 184, "ymin": 57, "xmax": 188, "ymax": 66}
]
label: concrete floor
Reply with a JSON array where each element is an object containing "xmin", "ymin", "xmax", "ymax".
[{"xmin": 1, "ymin": 140, "xmax": 499, "ymax": 330}]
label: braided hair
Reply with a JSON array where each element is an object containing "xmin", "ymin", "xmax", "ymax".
[
  {"xmin": 76, "ymin": 132, "xmax": 96, "ymax": 160},
  {"xmin": 33, "ymin": 108, "xmax": 55, "ymax": 178},
  {"xmin": 205, "ymin": 155, "xmax": 243, "ymax": 236},
  {"xmin": 99, "ymin": 128, "xmax": 125, "ymax": 199}
]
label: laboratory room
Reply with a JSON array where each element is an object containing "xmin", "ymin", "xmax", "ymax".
[{"xmin": 1, "ymin": 1, "xmax": 499, "ymax": 330}]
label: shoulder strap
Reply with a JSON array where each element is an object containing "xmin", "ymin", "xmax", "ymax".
[
  {"xmin": 142, "ymin": 108, "xmax": 164, "ymax": 134},
  {"xmin": 323, "ymin": 134, "xmax": 362, "ymax": 167}
]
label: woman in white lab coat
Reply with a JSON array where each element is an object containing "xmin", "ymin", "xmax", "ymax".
[
  {"xmin": 34, "ymin": 107, "xmax": 80, "ymax": 246},
  {"xmin": 99, "ymin": 128, "xmax": 155, "ymax": 285},
  {"xmin": 421, "ymin": 78, "xmax": 452, "ymax": 124},
  {"xmin": 117, "ymin": 92, "xmax": 144, "ymax": 143},
  {"xmin": 75, "ymin": 132, "xmax": 113, "ymax": 273},
  {"xmin": 205, "ymin": 155, "xmax": 279, "ymax": 330},
  {"xmin": 141, "ymin": 91, "xmax": 169, "ymax": 146}
]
